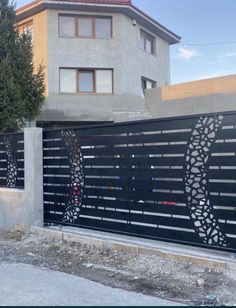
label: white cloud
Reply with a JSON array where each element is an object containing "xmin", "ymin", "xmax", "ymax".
[
  {"xmin": 217, "ymin": 52, "xmax": 236, "ymax": 59},
  {"xmin": 174, "ymin": 47, "xmax": 202, "ymax": 60}
]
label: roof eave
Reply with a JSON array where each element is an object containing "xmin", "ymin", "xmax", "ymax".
[{"xmin": 16, "ymin": 1, "xmax": 181, "ymax": 44}]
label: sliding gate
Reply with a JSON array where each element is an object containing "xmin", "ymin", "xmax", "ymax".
[{"xmin": 43, "ymin": 112, "xmax": 236, "ymax": 252}]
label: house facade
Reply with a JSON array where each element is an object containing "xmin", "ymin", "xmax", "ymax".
[{"xmin": 16, "ymin": 0, "xmax": 180, "ymax": 128}]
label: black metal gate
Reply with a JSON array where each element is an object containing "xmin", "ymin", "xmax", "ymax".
[{"xmin": 43, "ymin": 112, "xmax": 236, "ymax": 252}]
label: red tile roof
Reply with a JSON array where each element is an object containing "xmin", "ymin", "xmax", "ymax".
[
  {"xmin": 16, "ymin": 0, "xmax": 180, "ymax": 43},
  {"xmin": 49, "ymin": 0, "xmax": 132, "ymax": 4},
  {"xmin": 69, "ymin": 0, "xmax": 131, "ymax": 3}
]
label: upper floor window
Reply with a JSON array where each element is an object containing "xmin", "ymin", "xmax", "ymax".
[
  {"xmin": 59, "ymin": 15, "xmax": 112, "ymax": 39},
  {"xmin": 140, "ymin": 29, "xmax": 155, "ymax": 54},
  {"xmin": 60, "ymin": 68, "xmax": 113, "ymax": 94},
  {"xmin": 141, "ymin": 77, "xmax": 156, "ymax": 95},
  {"xmin": 18, "ymin": 21, "xmax": 33, "ymax": 38}
]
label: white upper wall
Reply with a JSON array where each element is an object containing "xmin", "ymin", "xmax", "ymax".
[{"xmin": 47, "ymin": 9, "xmax": 170, "ymax": 97}]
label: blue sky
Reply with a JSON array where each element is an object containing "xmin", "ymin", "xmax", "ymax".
[{"xmin": 16, "ymin": 0, "xmax": 236, "ymax": 84}]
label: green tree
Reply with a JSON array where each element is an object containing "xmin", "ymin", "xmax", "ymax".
[{"xmin": 0, "ymin": 0, "xmax": 45, "ymax": 132}]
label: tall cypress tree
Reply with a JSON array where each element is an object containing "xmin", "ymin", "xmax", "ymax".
[{"xmin": 0, "ymin": 0, "xmax": 45, "ymax": 132}]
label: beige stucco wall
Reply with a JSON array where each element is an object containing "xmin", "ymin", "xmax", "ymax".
[
  {"xmin": 18, "ymin": 11, "xmax": 49, "ymax": 95},
  {"xmin": 161, "ymin": 74, "xmax": 236, "ymax": 101}
]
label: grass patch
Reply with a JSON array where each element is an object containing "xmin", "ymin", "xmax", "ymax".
[{"xmin": 0, "ymin": 230, "xmax": 24, "ymax": 241}]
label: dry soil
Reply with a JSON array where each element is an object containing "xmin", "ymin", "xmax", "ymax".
[{"xmin": 0, "ymin": 229, "xmax": 236, "ymax": 306}]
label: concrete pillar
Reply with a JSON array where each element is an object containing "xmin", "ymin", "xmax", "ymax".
[{"xmin": 24, "ymin": 128, "xmax": 43, "ymax": 227}]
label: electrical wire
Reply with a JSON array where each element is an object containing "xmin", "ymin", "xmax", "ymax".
[{"xmin": 178, "ymin": 41, "xmax": 236, "ymax": 46}]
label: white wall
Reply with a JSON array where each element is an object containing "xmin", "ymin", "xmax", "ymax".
[
  {"xmin": 39, "ymin": 9, "xmax": 170, "ymax": 123},
  {"xmin": 145, "ymin": 87, "xmax": 236, "ymax": 118}
]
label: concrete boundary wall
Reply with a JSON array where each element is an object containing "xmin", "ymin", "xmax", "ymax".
[
  {"xmin": 145, "ymin": 88, "xmax": 236, "ymax": 119},
  {"xmin": 0, "ymin": 128, "xmax": 43, "ymax": 229}
]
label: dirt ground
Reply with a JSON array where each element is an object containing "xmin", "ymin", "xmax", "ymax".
[{"xmin": 0, "ymin": 230, "xmax": 236, "ymax": 306}]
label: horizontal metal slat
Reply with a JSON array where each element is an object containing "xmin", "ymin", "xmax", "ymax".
[
  {"xmin": 208, "ymin": 169, "xmax": 236, "ymax": 180},
  {"xmin": 81, "ymin": 144, "xmax": 186, "ymax": 157},
  {"xmin": 209, "ymin": 182, "xmax": 236, "ymax": 194},
  {"xmin": 210, "ymin": 196, "xmax": 236, "ymax": 207},
  {"xmin": 209, "ymin": 156, "xmax": 236, "ymax": 166},
  {"xmin": 83, "ymin": 187, "xmax": 185, "ymax": 203},
  {"xmin": 79, "ymin": 207, "xmax": 192, "ymax": 229},
  {"xmin": 84, "ymin": 178, "xmax": 184, "ymax": 191},
  {"xmin": 43, "ymin": 158, "xmax": 69, "ymax": 166},
  {"xmin": 211, "ymin": 142, "xmax": 236, "ymax": 153},
  {"xmin": 83, "ymin": 156, "xmax": 185, "ymax": 167},
  {"xmin": 43, "ymin": 131, "xmax": 190, "ymax": 148},
  {"xmin": 43, "ymin": 176, "xmax": 70, "ymax": 185},
  {"xmin": 84, "ymin": 167, "xmax": 184, "ymax": 179}
]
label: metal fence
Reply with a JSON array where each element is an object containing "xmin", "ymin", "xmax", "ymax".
[
  {"xmin": 0, "ymin": 133, "xmax": 24, "ymax": 189},
  {"xmin": 43, "ymin": 112, "xmax": 236, "ymax": 252}
]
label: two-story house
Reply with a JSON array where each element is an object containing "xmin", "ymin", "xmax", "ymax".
[{"xmin": 16, "ymin": 0, "xmax": 180, "ymax": 128}]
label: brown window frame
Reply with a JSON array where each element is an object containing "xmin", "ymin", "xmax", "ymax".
[
  {"xmin": 140, "ymin": 29, "xmax": 155, "ymax": 55},
  {"xmin": 59, "ymin": 14, "xmax": 112, "ymax": 39},
  {"xmin": 59, "ymin": 68, "xmax": 114, "ymax": 94}
]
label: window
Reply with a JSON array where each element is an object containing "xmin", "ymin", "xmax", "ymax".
[
  {"xmin": 96, "ymin": 70, "xmax": 113, "ymax": 93},
  {"xmin": 18, "ymin": 21, "xmax": 33, "ymax": 38},
  {"xmin": 78, "ymin": 18, "xmax": 93, "ymax": 37},
  {"xmin": 95, "ymin": 18, "xmax": 111, "ymax": 39},
  {"xmin": 60, "ymin": 69, "xmax": 77, "ymax": 93},
  {"xmin": 78, "ymin": 71, "xmax": 94, "ymax": 92},
  {"xmin": 59, "ymin": 16, "xmax": 75, "ymax": 37},
  {"xmin": 60, "ymin": 68, "xmax": 113, "ymax": 94},
  {"xmin": 141, "ymin": 77, "xmax": 156, "ymax": 95},
  {"xmin": 140, "ymin": 29, "xmax": 155, "ymax": 54},
  {"xmin": 59, "ymin": 15, "xmax": 112, "ymax": 39}
]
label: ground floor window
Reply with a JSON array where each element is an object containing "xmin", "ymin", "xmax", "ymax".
[
  {"xmin": 141, "ymin": 77, "xmax": 156, "ymax": 96},
  {"xmin": 60, "ymin": 68, "xmax": 113, "ymax": 94}
]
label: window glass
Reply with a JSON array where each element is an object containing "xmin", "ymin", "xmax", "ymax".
[
  {"xmin": 95, "ymin": 18, "xmax": 111, "ymax": 39},
  {"xmin": 140, "ymin": 30, "xmax": 155, "ymax": 54},
  {"xmin": 96, "ymin": 70, "xmax": 112, "ymax": 93},
  {"xmin": 146, "ymin": 80, "xmax": 154, "ymax": 89},
  {"xmin": 59, "ymin": 16, "xmax": 75, "ymax": 37},
  {"xmin": 141, "ymin": 77, "xmax": 156, "ymax": 96},
  {"xmin": 146, "ymin": 34, "xmax": 154, "ymax": 54},
  {"xmin": 78, "ymin": 18, "xmax": 93, "ymax": 37},
  {"xmin": 140, "ymin": 31, "xmax": 145, "ymax": 50},
  {"xmin": 79, "ymin": 71, "xmax": 94, "ymax": 92},
  {"xmin": 60, "ymin": 69, "xmax": 77, "ymax": 93}
]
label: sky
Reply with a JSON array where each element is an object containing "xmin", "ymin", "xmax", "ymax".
[{"xmin": 16, "ymin": 0, "xmax": 236, "ymax": 84}]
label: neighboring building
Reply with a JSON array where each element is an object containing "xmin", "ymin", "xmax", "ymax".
[
  {"xmin": 16, "ymin": 0, "xmax": 180, "ymax": 128},
  {"xmin": 145, "ymin": 74, "xmax": 236, "ymax": 118}
]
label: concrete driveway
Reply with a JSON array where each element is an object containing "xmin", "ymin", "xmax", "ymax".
[{"xmin": 0, "ymin": 263, "xmax": 183, "ymax": 306}]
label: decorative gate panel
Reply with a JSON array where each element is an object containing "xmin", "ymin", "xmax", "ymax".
[
  {"xmin": 0, "ymin": 133, "xmax": 24, "ymax": 188},
  {"xmin": 43, "ymin": 112, "xmax": 236, "ymax": 252}
]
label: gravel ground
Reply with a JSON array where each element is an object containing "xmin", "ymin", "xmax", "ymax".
[{"xmin": 0, "ymin": 229, "xmax": 236, "ymax": 306}]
